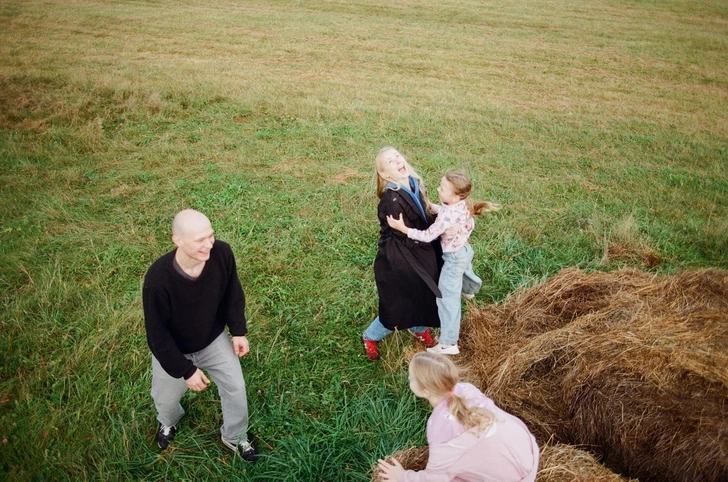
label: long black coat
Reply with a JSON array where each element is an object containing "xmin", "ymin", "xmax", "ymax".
[{"xmin": 374, "ymin": 187, "xmax": 443, "ymax": 331}]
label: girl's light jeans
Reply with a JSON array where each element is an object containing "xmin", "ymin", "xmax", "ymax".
[
  {"xmin": 438, "ymin": 244, "xmax": 481, "ymax": 345},
  {"xmin": 363, "ymin": 316, "xmax": 428, "ymax": 341}
]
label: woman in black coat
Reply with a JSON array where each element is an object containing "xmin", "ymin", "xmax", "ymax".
[{"xmin": 362, "ymin": 147, "xmax": 442, "ymax": 360}]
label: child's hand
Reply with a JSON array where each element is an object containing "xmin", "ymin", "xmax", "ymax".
[
  {"xmin": 377, "ymin": 457, "xmax": 404, "ymax": 481},
  {"xmin": 386, "ymin": 213, "xmax": 409, "ymax": 234}
]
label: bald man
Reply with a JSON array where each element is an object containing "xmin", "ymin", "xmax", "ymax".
[{"xmin": 142, "ymin": 209, "xmax": 257, "ymax": 461}]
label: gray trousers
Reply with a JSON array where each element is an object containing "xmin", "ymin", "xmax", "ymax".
[{"xmin": 151, "ymin": 332, "xmax": 249, "ymax": 443}]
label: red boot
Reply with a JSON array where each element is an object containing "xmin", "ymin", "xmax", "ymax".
[
  {"xmin": 413, "ymin": 329, "xmax": 437, "ymax": 348},
  {"xmin": 363, "ymin": 338, "xmax": 380, "ymax": 360}
]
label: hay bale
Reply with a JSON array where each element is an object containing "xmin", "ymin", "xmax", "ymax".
[
  {"xmin": 537, "ymin": 443, "xmax": 638, "ymax": 482},
  {"xmin": 460, "ymin": 268, "xmax": 728, "ymax": 482}
]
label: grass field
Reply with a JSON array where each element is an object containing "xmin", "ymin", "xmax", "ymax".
[{"xmin": 1, "ymin": 0, "xmax": 726, "ymax": 480}]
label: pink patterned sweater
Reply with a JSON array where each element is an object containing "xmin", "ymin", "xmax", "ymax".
[{"xmin": 406, "ymin": 200, "xmax": 474, "ymax": 253}]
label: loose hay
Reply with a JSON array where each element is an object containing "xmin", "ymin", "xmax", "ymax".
[
  {"xmin": 459, "ymin": 268, "xmax": 728, "ymax": 482},
  {"xmin": 536, "ymin": 443, "xmax": 638, "ymax": 482}
]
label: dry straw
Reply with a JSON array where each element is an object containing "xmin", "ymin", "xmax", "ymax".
[
  {"xmin": 535, "ymin": 443, "xmax": 638, "ymax": 482},
  {"xmin": 461, "ymin": 268, "xmax": 728, "ymax": 482},
  {"xmin": 373, "ymin": 268, "xmax": 728, "ymax": 482}
]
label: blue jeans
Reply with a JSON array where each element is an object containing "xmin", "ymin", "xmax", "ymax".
[
  {"xmin": 151, "ymin": 331, "xmax": 249, "ymax": 443},
  {"xmin": 363, "ymin": 316, "xmax": 428, "ymax": 342},
  {"xmin": 437, "ymin": 244, "xmax": 481, "ymax": 345}
]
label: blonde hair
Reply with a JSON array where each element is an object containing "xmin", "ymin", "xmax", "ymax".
[
  {"xmin": 444, "ymin": 170, "xmax": 500, "ymax": 216},
  {"xmin": 409, "ymin": 352, "xmax": 495, "ymax": 432},
  {"xmin": 375, "ymin": 147, "xmax": 432, "ymax": 208}
]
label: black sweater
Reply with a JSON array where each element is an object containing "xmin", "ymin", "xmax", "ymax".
[{"xmin": 143, "ymin": 240, "xmax": 247, "ymax": 379}]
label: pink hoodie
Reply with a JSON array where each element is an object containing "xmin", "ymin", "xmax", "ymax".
[{"xmin": 401, "ymin": 383, "xmax": 539, "ymax": 482}]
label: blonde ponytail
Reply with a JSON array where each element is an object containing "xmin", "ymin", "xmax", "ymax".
[
  {"xmin": 469, "ymin": 200, "xmax": 500, "ymax": 217},
  {"xmin": 449, "ymin": 393, "xmax": 495, "ymax": 432}
]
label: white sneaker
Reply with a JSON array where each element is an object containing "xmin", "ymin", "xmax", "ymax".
[
  {"xmin": 427, "ymin": 343, "xmax": 460, "ymax": 355},
  {"xmin": 461, "ymin": 293, "xmax": 475, "ymax": 300}
]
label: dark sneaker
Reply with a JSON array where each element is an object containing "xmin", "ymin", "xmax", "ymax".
[
  {"xmin": 363, "ymin": 337, "xmax": 380, "ymax": 360},
  {"xmin": 157, "ymin": 424, "xmax": 177, "ymax": 450},
  {"xmin": 221, "ymin": 437, "xmax": 259, "ymax": 462},
  {"xmin": 413, "ymin": 329, "xmax": 437, "ymax": 348}
]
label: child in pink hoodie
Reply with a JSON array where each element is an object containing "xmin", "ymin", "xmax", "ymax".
[{"xmin": 377, "ymin": 352, "xmax": 539, "ymax": 482}]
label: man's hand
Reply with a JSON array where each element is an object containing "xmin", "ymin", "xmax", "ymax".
[
  {"xmin": 185, "ymin": 368, "xmax": 210, "ymax": 391},
  {"xmin": 232, "ymin": 336, "xmax": 249, "ymax": 357}
]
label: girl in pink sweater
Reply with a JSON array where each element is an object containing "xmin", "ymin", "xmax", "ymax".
[{"xmin": 377, "ymin": 352, "xmax": 540, "ymax": 482}]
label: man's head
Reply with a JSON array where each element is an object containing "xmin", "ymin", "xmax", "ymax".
[{"xmin": 172, "ymin": 209, "xmax": 215, "ymax": 264}]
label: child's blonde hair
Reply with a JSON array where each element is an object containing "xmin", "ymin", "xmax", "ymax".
[
  {"xmin": 375, "ymin": 147, "xmax": 432, "ymax": 207},
  {"xmin": 444, "ymin": 170, "xmax": 500, "ymax": 216},
  {"xmin": 409, "ymin": 352, "xmax": 495, "ymax": 432}
]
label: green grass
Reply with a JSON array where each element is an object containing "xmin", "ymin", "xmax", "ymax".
[{"xmin": 1, "ymin": 0, "xmax": 727, "ymax": 480}]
